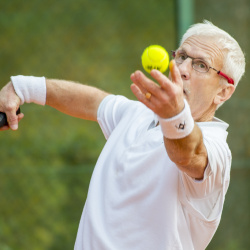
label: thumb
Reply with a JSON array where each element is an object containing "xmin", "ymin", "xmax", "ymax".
[
  {"xmin": 169, "ymin": 60, "xmax": 183, "ymax": 87},
  {"xmin": 6, "ymin": 108, "xmax": 19, "ymax": 130}
]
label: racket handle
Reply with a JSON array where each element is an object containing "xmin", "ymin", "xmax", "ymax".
[{"xmin": 0, "ymin": 107, "xmax": 21, "ymax": 128}]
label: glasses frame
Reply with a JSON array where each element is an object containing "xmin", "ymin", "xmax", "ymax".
[{"xmin": 172, "ymin": 50, "xmax": 234, "ymax": 85}]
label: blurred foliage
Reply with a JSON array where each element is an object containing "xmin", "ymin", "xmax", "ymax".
[{"xmin": 0, "ymin": 0, "xmax": 249, "ymax": 249}]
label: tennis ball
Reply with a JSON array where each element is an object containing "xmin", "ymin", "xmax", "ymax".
[{"xmin": 141, "ymin": 45, "xmax": 169, "ymax": 73}]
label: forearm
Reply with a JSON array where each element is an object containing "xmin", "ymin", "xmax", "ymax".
[
  {"xmin": 46, "ymin": 79, "xmax": 109, "ymax": 121},
  {"xmin": 164, "ymin": 124, "xmax": 208, "ymax": 179}
]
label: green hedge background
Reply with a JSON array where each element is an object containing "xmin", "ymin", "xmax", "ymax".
[{"xmin": 0, "ymin": 0, "xmax": 249, "ymax": 249}]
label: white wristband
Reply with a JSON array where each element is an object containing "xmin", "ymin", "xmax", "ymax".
[
  {"xmin": 11, "ymin": 75, "xmax": 46, "ymax": 105},
  {"xmin": 158, "ymin": 99, "xmax": 194, "ymax": 139}
]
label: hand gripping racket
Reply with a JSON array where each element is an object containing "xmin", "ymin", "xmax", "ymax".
[{"xmin": 0, "ymin": 107, "xmax": 21, "ymax": 128}]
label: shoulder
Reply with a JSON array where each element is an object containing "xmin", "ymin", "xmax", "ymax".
[
  {"xmin": 197, "ymin": 117, "xmax": 229, "ymax": 140},
  {"xmin": 97, "ymin": 95, "xmax": 154, "ymax": 139}
]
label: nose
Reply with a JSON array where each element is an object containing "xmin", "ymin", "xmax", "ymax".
[{"xmin": 176, "ymin": 58, "xmax": 192, "ymax": 81}]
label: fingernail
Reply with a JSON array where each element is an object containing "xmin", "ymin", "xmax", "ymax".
[{"xmin": 10, "ymin": 124, "xmax": 18, "ymax": 130}]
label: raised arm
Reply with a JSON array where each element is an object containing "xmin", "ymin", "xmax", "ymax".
[
  {"xmin": 130, "ymin": 61, "xmax": 208, "ymax": 180},
  {"xmin": 0, "ymin": 77, "xmax": 109, "ymax": 131}
]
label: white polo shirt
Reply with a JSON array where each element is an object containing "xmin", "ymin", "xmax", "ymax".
[{"xmin": 74, "ymin": 95, "xmax": 232, "ymax": 250}]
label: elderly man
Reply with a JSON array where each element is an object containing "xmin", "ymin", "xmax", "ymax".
[{"xmin": 0, "ymin": 21, "xmax": 245, "ymax": 249}]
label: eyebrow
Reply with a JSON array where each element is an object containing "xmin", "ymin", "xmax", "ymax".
[{"xmin": 177, "ymin": 48, "xmax": 212, "ymax": 63}]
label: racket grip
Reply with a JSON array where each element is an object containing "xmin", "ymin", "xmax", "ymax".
[{"xmin": 0, "ymin": 107, "xmax": 21, "ymax": 128}]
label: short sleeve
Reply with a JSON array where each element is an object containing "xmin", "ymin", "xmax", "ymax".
[
  {"xmin": 97, "ymin": 95, "xmax": 144, "ymax": 139},
  {"xmin": 179, "ymin": 124, "xmax": 232, "ymax": 221}
]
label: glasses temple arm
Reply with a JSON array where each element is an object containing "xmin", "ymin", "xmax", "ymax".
[
  {"xmin": 217, "ymin": 71, "xmax": 234, "ymax": 85},
  {"xmin": 211, "ymin": 67, "xmax": 234, "ymax": 85}
]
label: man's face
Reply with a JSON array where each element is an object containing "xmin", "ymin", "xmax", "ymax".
[{"xmin": 175, "ymin": 35, "xmax": 225, "ymax": 121}]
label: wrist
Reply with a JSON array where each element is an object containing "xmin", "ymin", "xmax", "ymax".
[
  {"xmin": 11, "ymin": 75, "xmax": 46, "ymax": 105},
  {"xmin": 158, "ymin": 99, "xmax": 194, "ymax": 139}
]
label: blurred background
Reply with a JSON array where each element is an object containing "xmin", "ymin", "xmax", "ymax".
[{"xmin": 0, "ymin": 0, "xmax": 249, "ymax": 249}]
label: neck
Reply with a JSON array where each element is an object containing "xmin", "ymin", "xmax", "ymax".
[{"xmin": 193, "ymin": 104, "xmax": 216, "ymax": 122}]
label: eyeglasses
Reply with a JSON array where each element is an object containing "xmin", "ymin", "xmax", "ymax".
[{"xmin": 172, "ymin": 50, "xmax": 234, "ymax": 85}]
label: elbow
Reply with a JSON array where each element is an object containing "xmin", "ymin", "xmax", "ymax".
[
  {"xmin": 173, "ymin": 154, "xmax": 207, "ymax": 180},
  {"xmin": 171, "ymin": 155, "xmax": 193, "ymax": 168},
  {"xmin": 166, "ymin": 151, "xmax": 193, "ymax": 169}
]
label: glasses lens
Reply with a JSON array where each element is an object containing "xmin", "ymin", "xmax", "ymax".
[
  {"xmin": 192, "ymin": 59, "xmax": 209, "ymax": 73},
  {"xmin": 174, "ymin": 51, "xmax": 210, "ymax": 73},
  {"xmin": 175, "ymin": 52, "xmax": 186, "ymax": 64}
]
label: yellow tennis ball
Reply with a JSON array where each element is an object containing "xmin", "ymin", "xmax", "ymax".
[{"xmin": 141, "ymin": 45, "xmax": 169, "ymax": 73}]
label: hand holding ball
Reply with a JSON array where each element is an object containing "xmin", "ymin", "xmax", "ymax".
[{"xmin": 141, "ymin": 45, "xmax": 169, "ymax": 73}]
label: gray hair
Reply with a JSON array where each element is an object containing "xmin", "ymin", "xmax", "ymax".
[{"xmin": 180, "ymin": 20, "xmax": 245, "ymax": 88}]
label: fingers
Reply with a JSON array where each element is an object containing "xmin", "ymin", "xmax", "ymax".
[
  {"xmin": 130, "ymin": 72, "xmax": 148, "ymax": 95},
  {"xmin": 150, "ymin": 69, "xmax": 171, "ymax": 91},
  {"xmin": 130, "ymin": 83, "xmax": 144, "ymax": 100},
  {"xmin": 150, "ymin": 60, "xmax": 182, "ymax": 91},
  {"xmin": 130, "ymin": 66, "xmax": 185, "ymax": 119},
  {"xmin": 0, "ymin": 82, "xmax": 22, "ymax": 131},
  {"xmin": 130, "ymin": 71, "xmax": 159, "ymax": 109},
  {"xmin": 168, "ymin": 60, "xmax": 183, "ymax": 87},
  {"xmin": 18, "ymin": 113, "xmax": 24, "ymax": 121},
  {"xmin": 5, "ymin": 107, "xmax": 20, "ymax": 130},
  {"xmin": 130, "ymin": 83, "xmax": 156, "ymax": 110},
  {"xmin": 1, "ymin": 105, "xmax": 23, "ymax": 131},
  {"xmin": 131, "ymin": 70, "xmax": 160, "ymax": 97},
  {"xmin": 0, "ymin": 111, "xmax": 24, "ymax": 131}
]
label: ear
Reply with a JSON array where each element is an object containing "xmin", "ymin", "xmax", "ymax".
[{"xmin": 214, "ymin": 84, "xmax": 235, "ymax": 105}]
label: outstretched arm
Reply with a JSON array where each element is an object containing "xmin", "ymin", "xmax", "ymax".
[
  {"xmin": 45, "ymin": 79, "xmax": 109, "ymax": 121},
  {"xmin": 0, "ymin": 77, "xmax": 109, "ymax": 131},
  {"xmin": 130, "ymin": 61, "xmax": 207, "ymax": 180}
]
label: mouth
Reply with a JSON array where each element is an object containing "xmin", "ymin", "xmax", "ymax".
[{"xmin": 183, "ymin": 87, "xmax": 190, "ymax": 96}]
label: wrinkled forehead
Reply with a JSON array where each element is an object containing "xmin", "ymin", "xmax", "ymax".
[{"xmin": 179, "ymin": 35, "xmax": 225, "ymax": 67}]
